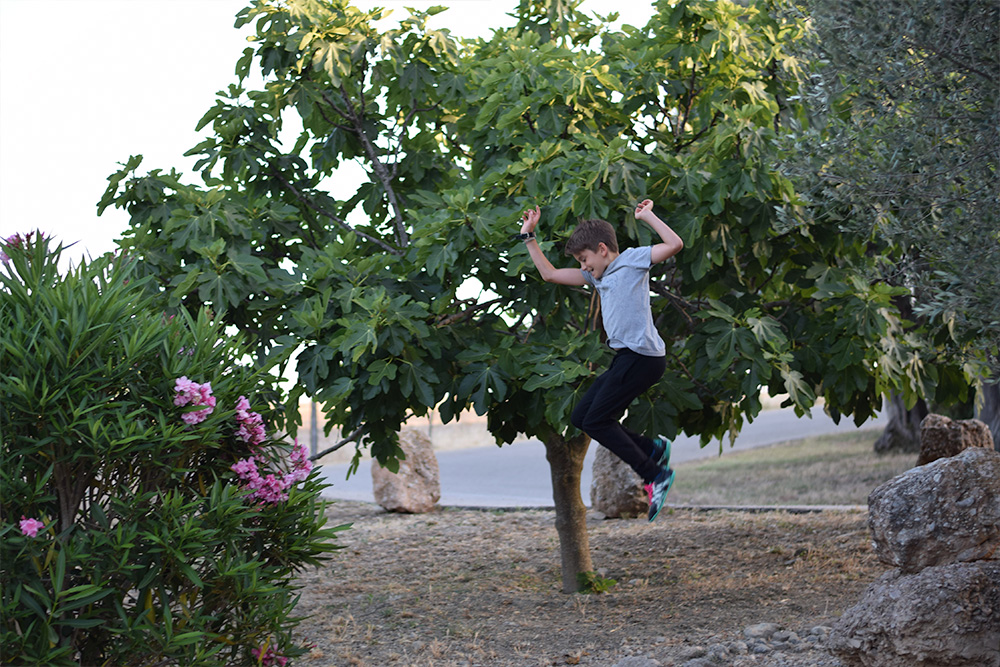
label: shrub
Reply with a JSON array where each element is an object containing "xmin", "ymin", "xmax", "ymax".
[{"xmin": 0, "ymin": 235, "xmax": 345, "ymax": 666}]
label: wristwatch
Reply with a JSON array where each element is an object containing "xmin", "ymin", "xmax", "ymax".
[{"xmin": 514, "ymin": 232, "xmax": 535, "ymax": 241}]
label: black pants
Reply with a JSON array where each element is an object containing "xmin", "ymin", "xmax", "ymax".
[{"xmin": 571, "ymin": 348, "xmax": 667, "ymax": 483}]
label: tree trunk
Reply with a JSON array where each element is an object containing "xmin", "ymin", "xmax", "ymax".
[
  {"xmin": 543, "ymin": 431, "xmax": 594, "ymax": 593},
  {"xmin": 873, "ymin": 392, "xmax": 928, "ymax": 453},
  {"xmin": 975, "ymin": 381, "xmax": 1000, "ymax": 452}
]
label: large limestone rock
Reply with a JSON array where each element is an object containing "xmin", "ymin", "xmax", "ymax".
[
  {"xmin": 590, "ymin": 446, "xmax": 647, "ymax": 519},
  {"xmin": 917, "ymin": 413, "xmax": 994, "ymax": 466},
  {"xmin": 831, "ymin": 446, "xmax": 1000, "ymax": 666},
  {"xmin": 829, "ymin": 562, "xmax": 1000, "ymax": 667},
  {"xmin": 371, "ymin": 428, "xmax": 440, "ymax": 513},
  {"xmin": 867, "ymin": 447, "xmax": 1000, "ymax": 573}
]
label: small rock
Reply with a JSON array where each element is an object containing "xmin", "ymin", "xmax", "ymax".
[
  {"xmin": 612, "ymin": 657, "xmax": 660, "ymax": 667},
  {"xmin": 706, "ymin": 643, "xmax": 731, "ymax": 660},
  {"xmin": 744, "ymin": 622, "xmax": 781, "ymax": 640},
  {"xmin": 676, "ymin": 646, "xmax": 706, "ymax": 660},
  {"xmin": 679, "ymin": 659, "xmax": 713, "ymax": 667}
]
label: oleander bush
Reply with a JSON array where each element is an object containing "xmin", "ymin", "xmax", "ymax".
[{"xmin": 0, "ymin": 234, "xmax": 345, "ymax": 666}]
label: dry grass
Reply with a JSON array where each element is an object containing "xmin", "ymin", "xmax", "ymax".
[
  {"xmin": 295, "ymin": 503, "xmax": 881, "ymax": 666},
  {"xmin": 292, "ymin": 432, "xmax": 916, "ymax": 665},
  {"xmin": 666, "ymin": 430, "xmax": 917, "ymax": 507}
]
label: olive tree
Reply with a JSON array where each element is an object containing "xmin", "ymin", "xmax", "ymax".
[{"xmin": 786, "ymin": 0, "xmax": 999, "ymax": 447}]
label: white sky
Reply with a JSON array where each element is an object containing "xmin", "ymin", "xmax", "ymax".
[{"xmin": 0, "ymin": 0, "xmax": 653, "ymax": 264}]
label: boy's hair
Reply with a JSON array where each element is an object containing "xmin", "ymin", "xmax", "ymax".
[{"xmin": 564, "ymin": 218, "xmax": 619, "ymax": 256}]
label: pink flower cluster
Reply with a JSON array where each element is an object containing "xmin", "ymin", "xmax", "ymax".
[
  {"xmin": 19, "ymin": 516, "xmax": 44, "ymax": 537},
  {"xmin": 173, "ymin": 377, "xmax": 216, "ymax": 425},
  {"xmin": 2, "ymin": 231, "xmax": 45, "ymax": 264},
  {"xmin": 235, "ymin": 396, "xmax": 266, "ymax": 446},
  {"xmin": 251, "ymin": 644, "xmax": 288, "ymax": 667},
  {"xmin": 230, "ymin": 441, "xmax": 313, "ymax": 505}
]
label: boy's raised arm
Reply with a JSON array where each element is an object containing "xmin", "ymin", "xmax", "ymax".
[
  {"xmin": 520, "ymin": 206, "xmax": 587, "ymax": 286},
  {"xmin": 635, "ymin": 199, "xmax": 684, "ymax": 264}
]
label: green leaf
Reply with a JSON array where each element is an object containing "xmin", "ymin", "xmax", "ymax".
[
  {"xmin": 366, "ymin": 358, "xmax": 397, "ymax": 387},
  {"xmin": 313, "ymin": 41, "xmax": 350, "ymax": 86},
  {"xmin": 705, "ymin": 326, "xmax": 738, "ymax": 368},
  {"xmin": 475, "ymin": 92, "xmax": 503, "ymax": 130},
  {"xmin": 747, "ymin": 315, "xmax": 786, "ymax": 349},
  {"xmin": 779, "ymin": 364, "xmax": 817, "ymax": 412},
  {"xmin": 229, "ymin": 250, "xmax": 268, "ymax": 283},
  {"xmin": 171, "ymin": 268, "xmax": 202, "ymax": 301},
  {"xmin": 170, "ymin": 631, "xmax": 207, "ymax": 646},
  {"xmin": 338, "ymin": 323, "xmax": 378, "ymax": 362}
]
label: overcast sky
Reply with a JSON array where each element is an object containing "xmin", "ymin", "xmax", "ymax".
[{"xmin": 0, "ymin": 0, "xmax": 653, "ymax": 264}]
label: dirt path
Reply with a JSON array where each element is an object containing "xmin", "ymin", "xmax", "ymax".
[{"xmin": 293, "ymin": 502, "xmax": 880, "ymax": 666}]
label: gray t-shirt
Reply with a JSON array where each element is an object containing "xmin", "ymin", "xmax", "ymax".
[{"xmin": 581, "ymin": 246, "xmax": 666, "ymax": 357}]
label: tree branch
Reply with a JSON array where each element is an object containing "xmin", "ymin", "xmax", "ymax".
[
  {"xmin": 390, "ymin": 103, "xmax": 440, "ymax": 177},
  {"xmin": 675, "ymin": 111, "xmax": 723, "ymax": 152},
  {"xmin": 903, "ymin": 34, "xmax": 997, "ymax": 83},
  {"xmin": 677, "ymin": 65, "xmax": 699, "ymax": 142},
  {"xmin": 329, "ymin": 87, "xmax": 411, "ymax": 247},
  {"xmin": 508, "ymin": 306, "xmax": 532, "ymax": 337},
  {"xmin": 649, "ymin": 279, "xmax": 696, "ymax": 329},
  {"xmin": 435, "ymin": 298, "xmax": 503, "ymax": 327},
  {"xmin": 310, "ymin": 424, "xmax": 368, "ymax": 462},
  {"xmin": 270, "ymin": 168, "xmax": 403, "ymax": 255},
  {"xmin": 668, "ymin": 349, "xmax": 712, "ymax": 395}
]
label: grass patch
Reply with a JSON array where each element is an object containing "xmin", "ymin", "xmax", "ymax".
[{"xmin": 668, "ymin": 430, "xmax": 917, "ymax": 507}]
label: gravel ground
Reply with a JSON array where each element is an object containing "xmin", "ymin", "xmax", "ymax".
[{"xmin": 291, "ymin": 501, "xmax": 881, "ymax": 666}]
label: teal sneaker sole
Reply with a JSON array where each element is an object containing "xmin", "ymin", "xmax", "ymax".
[{"xmin": 647, "ymin": 468, "xmax": 675, "ymax": 523}]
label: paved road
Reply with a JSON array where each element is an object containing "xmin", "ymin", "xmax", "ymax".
[{"xmin": 317, "ymin": 406, "xmax": 886, "ymax": 508}]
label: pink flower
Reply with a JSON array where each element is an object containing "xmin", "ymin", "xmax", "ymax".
[
  {"xmin": 2, "ymin": 231, "xmax": 46, "ymax": 263},
  {"xmin": 173, "ymin": 377, "xmax": 215, "ymax": 425},
  {"xmin": 19, "ymin": 516, "xmax": 44, "ymax": 538},
  {"xmin": 288, "ymin": 440, "xmax": 313, "ymax": 483},
  {"xmin": 252, "ymin": 645, "xmax": 288, "ymax": 667},
  {"xmin": 231, "ymin": 457, "xmax": 259, "ymax": 478},
  {"xmin": 172, "ymin": 376, "xmax": 198, "ymax": 405},
  {"xmin": 255, "ymin": 474, "xmax": 291, "ymax": 504},
  {"xmin": 230, "ymin": 440, "xmax": 312, "ymax": 505},
  {"xmin": 231, "ymin": 456, "xmax": 289, "ymax": 504},
  {"xmin": 234, "ymin": 395, "xmax": 266, "ymax": 446}
]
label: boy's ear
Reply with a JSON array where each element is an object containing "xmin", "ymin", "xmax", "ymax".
[{"xmin": 597, "ymin": 242, "xmax": 609, "ymax": 255}]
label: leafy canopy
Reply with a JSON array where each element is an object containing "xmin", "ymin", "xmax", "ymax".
[
  {"xmin": 789, "ymin": 0, "xmax": 999, "ymax": 378},
  {"xmin": 100, "ymin": 0, "xmax": 950, "ymax": 464}
]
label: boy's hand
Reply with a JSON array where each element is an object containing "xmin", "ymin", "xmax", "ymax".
[
  {"xmin": 635, "ymin": 199, "xmax": 654, "ymax": 222},
  {"xmin": 636, "ymin": 198, "xmax": 684, "ymax": 264},
  {"xmin": 520, "ymin": 205, "xmax": 541, "ymax": 234}
]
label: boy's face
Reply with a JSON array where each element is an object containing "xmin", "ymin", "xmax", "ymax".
[{"xmin": 573, "ymin": 243, "xmax": 614, "ymax": 279}]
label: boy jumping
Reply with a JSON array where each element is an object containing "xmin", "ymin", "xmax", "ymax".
[{"xmin": 518, "ymin": 200, "xmax": 684, "ymax": 521}]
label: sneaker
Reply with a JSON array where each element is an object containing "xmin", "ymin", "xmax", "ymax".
[
  {"xmin": 651, "ymin": 435, "xmax": 672, "ymax": 468},
  {"xmin": 646, "ymin": 467, "xmax": 675, "ymax": 522}
]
